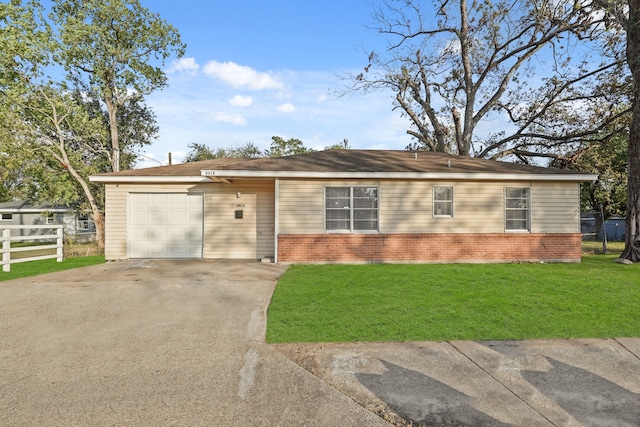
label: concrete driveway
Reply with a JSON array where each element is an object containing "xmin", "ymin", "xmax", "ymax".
[{"xmin": 0, "ymin": 260, "xmax": 387, "ymax": 426}]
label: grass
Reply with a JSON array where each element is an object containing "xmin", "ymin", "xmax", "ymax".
[
  {"xmin": 581, "ymin": 240, "xmax": 624, "ymax": 255},
  {"xmin": 0, "ymin": 255, "xmax": 105, "ymax": 282},
  {"xmin": 266, "ymin": 255, "xmax": 640, "ymax": 343}
]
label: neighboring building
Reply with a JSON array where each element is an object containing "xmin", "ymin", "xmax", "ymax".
[
  {"xmin": 0, "ymin": 201, "xmax": 96, "ymax": 242},
  {"xmin": 90, "ymin": 150, "xmax": 597, "ymax": 263},
  {"xmin": 581, "ymin": 214, "xmax": 626, "ymax": 242}
]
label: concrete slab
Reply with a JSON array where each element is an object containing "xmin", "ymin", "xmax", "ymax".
[
  {"xmin": 0, "ymin": 260, "xmax": 388, "ymax": 426},
  {"xmin": 3, "ymin": 260, "xmax": 639, "ymax": 426},
  {"xmin": 277, "ymin": 338, "xmax": 640, "ymax": 426}
]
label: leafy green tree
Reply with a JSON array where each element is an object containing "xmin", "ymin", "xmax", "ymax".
[
  {"xmin": 51, "ymin": 0, "xmax": 185, "ymax": 172},
  {"xmin": 324, "ymin": 139, "xmax": 352, "ymax": 150},
  {"xmin": 266, "ymin": 136, "xmax": 312, "ymax": 157},
  {"xmin": 1, "ymin": 81, "xmax": 109, "ymax": 247},
  {"xmin": 183, "ymin": 142, "xmax": 265, "ymax": 162},
  {"xmin": 0, "ymin": 0, "xmax": 183, "ymax": 250}
]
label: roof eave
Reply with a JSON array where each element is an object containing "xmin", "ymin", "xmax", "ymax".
[
  {"xmin": 200, "ymin": 170, "xmax": 599, "ymax": 181},
  {"xmin": 88, "ymin": 171, "xmax": 598, "ymax": 183},
  {"xmin": 89, "ymin": 176, "xmax": 212, "ymax": 183}
]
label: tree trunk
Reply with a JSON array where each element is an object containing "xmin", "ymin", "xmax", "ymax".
[
  {"xmin": 105, "ymin": 95, "xmax": 120, "ymax": 172},
  {"xmin": 621, "ymin": 0, "xmax": 640, "ymax": 261}
]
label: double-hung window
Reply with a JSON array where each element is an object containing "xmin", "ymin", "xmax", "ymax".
[
  {"xmin": 505, "ymin": 187, "xmax": 530, "ymax": 231},
  {"xmin": 433, "ymin": 186, "xmax": 453, "ymax": 217},
  {"xmin": 325, "ymin": 186, "xmax": 378, "ymax": 232}
]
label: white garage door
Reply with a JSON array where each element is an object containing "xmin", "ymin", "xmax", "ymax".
[{"xmin": 129, "ymin": 193, "xmax": 203, "ymax": 258}]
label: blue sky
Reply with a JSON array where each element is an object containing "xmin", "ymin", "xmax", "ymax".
[{"xmin": 137, "ymin": 0, "xmax": 414, "ymax": 166}]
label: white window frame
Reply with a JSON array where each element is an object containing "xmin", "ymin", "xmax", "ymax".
[
  {"xmin": 325, "ymin": 186, "xmax": 379, "ymax": 233},
  {"xmin": 77, "ymin": 215, "xmax": 91, "ymax": 231},
  {"xmin": 505, "ymin": 187, "xmax": 530, "ymax": 232},
  {"xmin": 0, "ymin": 213, "xmax": 12, "ymax": 221},
  {"xmin": 433, "ymin": 186, "xmax": 454, "ymax": 217},
  {"xmin": 43, "ymin": 213, "xmax": 54, "ymax": 225}
]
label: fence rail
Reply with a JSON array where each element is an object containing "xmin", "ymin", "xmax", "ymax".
[{"xmin": 1, "ymin": 225, "xmax": 64, "ymax": 272}]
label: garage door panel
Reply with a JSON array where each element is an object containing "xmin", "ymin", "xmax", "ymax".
[
  {"xmin": 129, "ymin": 193, "xmax": 203, "ymax": 258},
  {"xmin": 169, "ymin": 211, "xmax": 187, "ymax": 222}
]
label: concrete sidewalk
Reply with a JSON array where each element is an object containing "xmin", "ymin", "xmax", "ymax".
[{"xmin": 276, "ymin": 338, "xmax": 640, "ymax": 426}]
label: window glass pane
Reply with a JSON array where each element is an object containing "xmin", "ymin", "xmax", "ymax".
[
  {"xmin": 326, "ymin": 187, "xmax": 350, "ymax": 209},
  {"xmin": 325, "ymin": 186, "xmax": 378, "ymax": 232},
  {"xmin": 354, "ymin": 219, "xmax": 378, "ymax": 230},
  {"xmin": 353, "ymin": 198, "xmax": 377, "ymax": 209},
  {"xmin": 506, "ymin": 188, "xmax": 528, "ymax": 198},
  {"xmin": 326, "ymin": 219, "xmax": 350, "ymax": 230},
  {"xmin": 506, "ymin": 199, "xmax": 528, "ymax": 209},
  {"xmin": 434, "ymin": 201, "xmax": 452, "ymax": 216},
  {"xmin": 434, "ymin": 187, "xmax": 452, "ymax": 200},
  {"xmin": 505, "ymin": 187, "xmax": 529, "ymax": 230},
  {"xmin": 433, "ymin": 186, "xmax": 453, "ymax": 216},
  {"xmin": 506, "ymin": 210, "xmax": 527, "ymax": 220},
  {"xmin": 0, "ymin": 213, "xmax": 12, "ymax": 220},
  {"xmin": 326, "ymin": 210, "xmax": 350, "ymax": 221},
  {"xmin": 353, "ymin": 187, "xmax": 377, "ymax": 198},
  {"xmin": 506, "ymin": 219, "xmax": 527, "ymax": 230},
  {"xmin": 326, "ymin": 187, "xmax": 349, "ymax": 198},
  {"xmin": 354, "ymin": 210, "xmax": 377, "ymax": 220},
  {"xmin": 327, "ymin": 198, "xmax": 350, "ymax": 209}
]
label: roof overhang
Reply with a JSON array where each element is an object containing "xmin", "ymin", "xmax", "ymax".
[
  {"xmin": 89, "ymin": 176, "xmax": 213, "ymax": 183},
  {"xmin": 200, "ymin": 170, "xmax": 599, "ymax": 182},
  {"xmin": 89, "ymin": 170, "xmax": 599, "ymax": 183}
]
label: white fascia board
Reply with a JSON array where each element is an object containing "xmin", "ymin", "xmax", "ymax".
[
  {"xmin": 89, "ymin": 176, "xmax": 212, "ymax": 183},
  {"xmin": 200, "ymin": 170, "xmax": 599, "ymax": 182}
]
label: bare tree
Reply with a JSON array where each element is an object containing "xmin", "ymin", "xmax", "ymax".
[{"xmin": 344, "ymin": 0, "xmax": 629, "ymax": 162}]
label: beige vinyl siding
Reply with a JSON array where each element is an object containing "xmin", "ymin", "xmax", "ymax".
[
  {"xmin": 531, "ymin": 182, "xmax": 580, "ymax": 233},
  {"xmin": 104, "ymin": 184, "xmax": 127, "ymax": 260},
  {"xmin": 382, "ymin": 181, "xmax": 508, "ymax": 233},
  {"xmin": 103, "ymin": 180, "xmax": 274, "ymax": 260},
  {"xmin": 202, "ymin": 180, "xmax": 275, "ymax": 259},
  {"xmin": 278, "ymin": 179, "xmax": 581, "ymax": 235}
]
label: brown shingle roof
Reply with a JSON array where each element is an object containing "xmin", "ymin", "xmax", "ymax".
[{"xmin": 91, "ymin": 150, "xmax": 595, "ymax": 179}]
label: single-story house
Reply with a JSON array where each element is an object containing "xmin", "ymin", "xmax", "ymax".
[
  {"xmin": 0, "ymin": 201, "xmax": 96, "ymax": 242},
  {"xmin": 90, "ymin": 149, "xmax": 597, "ymax": 263}
]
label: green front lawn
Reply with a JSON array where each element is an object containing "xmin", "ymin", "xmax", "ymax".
[
  {"xmin": 0, "ymin": 255, "xmax": 105, "ymax": 282},
  {"xmin": 266, "ymin": 256, "xmax": 640, "ymax": 343}
]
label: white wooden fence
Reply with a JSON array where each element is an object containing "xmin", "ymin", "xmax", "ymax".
[{"xmin": 1, "ymin": 225, "xmax": 64, "ymax": 272}]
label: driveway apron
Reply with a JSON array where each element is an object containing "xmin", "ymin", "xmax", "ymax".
[{"xmin": 0, "ymin": 260, "xmax": 387, "ymax": 426}]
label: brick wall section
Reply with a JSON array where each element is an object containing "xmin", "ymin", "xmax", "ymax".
[{"xmin": 277, "ymin": 233, "xmax": 583, "ymax": 263}]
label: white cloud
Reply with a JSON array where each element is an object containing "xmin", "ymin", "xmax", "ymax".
[
  {"xmin": 203, "ymin": 61, "xmax": 284, "ymax": 90},
  {"xmin": 229, "ymin": 95, "xmax": 253, "ymax": 107},
  {"xmin": 167, "ymin": 57, "xmax": 199, "ymax": 75},
  {"xmin": 209, "ymin": 112, "xmax": 247, "ymax": 125},
  {"xmin": 277, "ymin": 103, "xmax": 296, "ymax": 113}
]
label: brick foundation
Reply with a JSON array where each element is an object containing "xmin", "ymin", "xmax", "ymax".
[{"xmin": 277, "ymin": 233, "xmax": 583, "ymax": 263}]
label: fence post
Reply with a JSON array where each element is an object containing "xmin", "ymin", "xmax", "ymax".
[
  {"xmin": 56, "ymin": 226, "xmax": 64, "ymax": 263},
  {"xmin": 2, "ymin": 228, "xmax": 10, "ymax": 272}
]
